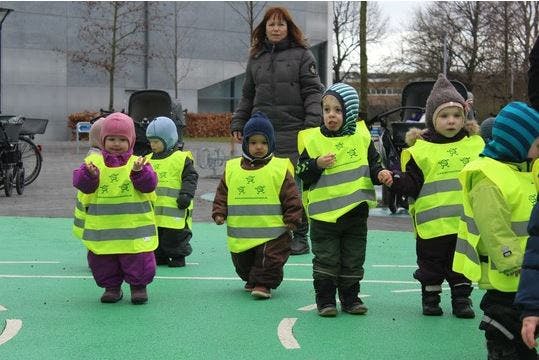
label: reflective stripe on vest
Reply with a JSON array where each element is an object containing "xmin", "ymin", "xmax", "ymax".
[
  {"xmin": 452, "ymin": 157, "xmax": 535, "ymax": 292},
  {"xmin": 72, "ymin": 152, "xmax": 102, "ymax": 239},
  {"xmin": 300, "ymin": 121, "xmax": 376, "ymax": 223},
  {"xmin": 225, "ymin": 157, "xmax": 289, "ymax": 253},
  {"xmin": 147, "ymin": 151, "xmax": 193, "ymax": 229},
  {"xmin": 401, "ymin": 135, "xmax": 484, "ymax": 238},
  {"xmin": 82, "ymin": 155, "xmax": 158, "ymax": 254}
]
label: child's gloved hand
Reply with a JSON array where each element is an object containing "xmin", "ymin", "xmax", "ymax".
[
  {"xmin": 378, "ymin": 169, "xmax": 393, "ymax": 187},
  {"xmin": 214, "ymin": 215, "xmax": 225, "ymax": 225},
  {"xmin": 85, "ymin": 162, "xmax": 99, "ymax": 178},
  {"xmin": 132, "ymin": 156, "xmax": 147, "ymax": 171},
  {"xmin": 177, "ymin": 194, "xmax": 192, "ymax": 209}
]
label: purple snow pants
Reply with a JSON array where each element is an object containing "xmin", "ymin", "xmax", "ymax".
[{"xmin": 87, "ymin": 251, "xmax": 156, "ymax": 288}]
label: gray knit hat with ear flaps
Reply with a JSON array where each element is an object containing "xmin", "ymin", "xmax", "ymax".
[
  {"xmin": 323, "ymin": 83, "xmax": 359, "ymax": 136},
  {"xmin": 425, "ymin": 74, "xmax": 466, "ymax": 130}
]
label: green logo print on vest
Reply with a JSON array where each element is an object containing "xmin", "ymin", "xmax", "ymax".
[
  {"xmin": 460, "ymin": 157, "xmax": 470, "ymax": 166},
  {"xmin": 255, "ymin": 185, "xmax": 265, "ymax": 195},
  {"xmin": 447, "ymin": 148, "xmax": 458, "ymax": 156},
  {"xmin": 109, "ymin": 173, "xmax": 120, "ymax": 183},
  {"xmin": 438, "ymin": 159, "xmax": 450, "ymax": 169},
  {"xmin": 530, "ymin": 193, "xmax": 538, "ymax": 206}
]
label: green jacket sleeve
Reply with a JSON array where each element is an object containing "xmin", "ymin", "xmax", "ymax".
[{"xmin": 469, "ymin": 174, "xmax": 523, "ymax": 273}]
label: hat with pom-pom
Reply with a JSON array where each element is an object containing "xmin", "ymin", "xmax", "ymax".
[
  {"xmin": 146, "ymin": 116, "xmax": 178, "ymax": 151},
  {"xmin": 100, "ymin": 112, "xmax": 136, "ymax": 151}
]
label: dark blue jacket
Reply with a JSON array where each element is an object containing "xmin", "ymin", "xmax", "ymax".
[{"xmin": 515, "ymin": 201, "xmax": 539, "ymax": 317}]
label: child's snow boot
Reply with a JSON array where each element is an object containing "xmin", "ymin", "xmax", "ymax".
[
  {"xmin": 314, "ymin": 279, "xmax": 337, "ymax": 317},
  {"xmin": 100, "ymin": 287, "xmax": 123, "ymax": 303},
  {"xmin": 422, "ymin": 284, "xmax": 443, "ymax": 316},
  {"xmin": 451, "ymin": 297, "xmax": 475, "ymax": 318},
  {"xmin": 338, "ymin": 282, "xmax": 368, "ymax": 315},
  {"xmin": 130, "ymin": 285, "xmax": 148, "ymax": 305}
]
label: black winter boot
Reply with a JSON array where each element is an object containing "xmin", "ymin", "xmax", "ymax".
[
  {"xmin": 314, "ymin": 279, "xmax": 337, "ymax": 317},
  {"xmin": 338, "ymin": 283, "xmax": 368, "ymax": 315},
  {"xmin": 291, "ymin": 211, "xmax": 310, "ymax": 255},
  {"xmin": 451, "ymin": 298, "xmax": 475, "ymax": 318},
  {"xmin": 450, "ymin": 283, "xmax": 474, "ymax": 318},
  {"xmin": 422, "ymin": 285, "xmax": 443, "ymax": 316}
]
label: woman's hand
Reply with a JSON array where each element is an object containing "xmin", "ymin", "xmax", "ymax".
[
  {"xmin": 378, "ymin": 169, "xmax": 393, "ymax": 187},
  {"xmin": 522, "ymin": 316, "xmax": 539, "ymax": 348},
  {"xmin": 232, "ymin": 131, "xmax": 243, "ymax": 143}
]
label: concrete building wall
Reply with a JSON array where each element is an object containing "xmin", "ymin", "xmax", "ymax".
[{"xmin": 0, "ymin": 1, "xmax": 329, "ymax": 140}]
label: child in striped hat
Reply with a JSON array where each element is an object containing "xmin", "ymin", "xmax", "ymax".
[{"xmin": 296, "ymin": 83, "xmax": 392, "ymax": 316}]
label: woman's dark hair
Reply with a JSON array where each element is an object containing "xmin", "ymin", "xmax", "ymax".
[{"xmin": 250, "ymin": 6, "xmax": 308, "ymax": 57}]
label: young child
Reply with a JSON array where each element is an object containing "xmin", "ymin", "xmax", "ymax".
[
  {"xmin": 73, "ymin": 112, "xmax": 158, "ymax": 305},
  {"xmin": 453, "ymin": 102, "xmax": 539, "ymax": 359},
  {"xmin": 296, "ymin": 83, "xmax": 392, "ymax": 317},
  {"xmin": 212, "ymin": 111, "xmax": 303, "ymax": 299},
  {"xmin": 389, "ymin": 74, "xmax": 484, "ymax": 318},
  {"xmin": 145, "ymin": 116, "xmax": 198, "ymax": 267}
]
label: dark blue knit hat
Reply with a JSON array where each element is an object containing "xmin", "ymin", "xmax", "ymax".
[
  {"xmin": 242, "ymin": 111, "xmax": 275, "ymax": 157},
  {"xmin": 323, "ymin": 83, "xmax": 359, "ymax": 135},
  {"xmin": 481, "ymin": 101, "xmax": 539, "ymax": 162}
]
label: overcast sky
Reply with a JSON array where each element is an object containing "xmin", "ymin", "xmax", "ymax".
[{"xmin": 367, "ymin": 1, "xmax": 427, "ymax": 71}]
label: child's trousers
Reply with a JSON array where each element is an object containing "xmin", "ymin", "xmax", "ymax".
[
  {"xmin": 155, "ymin": 226, "xmax": 193, "ymax": 259},
  {"xmin": 231, "ymin": 232, "xmax": 291, "ymax": 289},
  {"xmin": 87, "ymin": 251, "xmax": 156, "ymax": 288}
]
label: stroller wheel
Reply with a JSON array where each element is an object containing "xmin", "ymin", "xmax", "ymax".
[
  {"xmin": 15, "ymin": 167, "xmax": 24, "ymax": 195},
  {"xmin": 3, "ymin": 168, "xmax": 13, "ymax": 197}
]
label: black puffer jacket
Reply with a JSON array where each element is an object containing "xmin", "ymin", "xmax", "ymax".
[
  {"xmin": 529, "ymin": 35, "xmax": 539, "ymax": 111},
  {"xmin": 231, "ymin": 39, "xmax": 323, "ymax": 165}
]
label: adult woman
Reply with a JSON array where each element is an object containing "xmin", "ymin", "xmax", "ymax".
[{"xmin": 231, "ymin": 6, "xmax": 323, "ymax": 255}]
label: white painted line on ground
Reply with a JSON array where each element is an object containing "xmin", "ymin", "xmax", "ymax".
[
  {"xmin": 0, "ymin": 305, "xmax": 6, "ymax": 311},
  {"xmin": 0, "ymin": 261, "xmax": 60, "ymax": 264},
  {"xmin": 185, "ymin": 263, "xmax": 199, "ymax": 266},
  {"xmin": 285, "ymin": 263, "xmax": 311, "ymax": 267},
  {"xmin": 372, "ymin": 265, "xmax": 417, "ymax": 268},
  {"xmin": 392, "ymin": 287, "xmax": 450, "ymax": 293},
  {"xmin": 0, "ymin": 274, "xmax": 417, "ymax": 284},
  {"xmin": 0, "ymin": 319, "xmax": 22, "ymax": 346},
  {"xmin": 277, "ymin": 318, "xmax": 300, "ymax": 349}
]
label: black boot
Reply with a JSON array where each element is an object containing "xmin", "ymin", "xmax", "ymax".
[
  {"xmin": 451, "ymin": 298, "xmax": 475, "ymax": 318},
  {"xmin": 422, "ymin": 285, "xmax": 443, "ymax": 316},
  {"xmin": 314, "ymin": 279, "xmax": 337, "ymax": 317},
  {"xmin": 291, "ymin": 211, "xmax": 310, "ymax": 255},
  {"xmin": 450, "ymin": 283, "xmax": 475, "ymax": 318},
  {"xmin": 338, "ymin": 282, "xmax": 368, "ymax": 315}
]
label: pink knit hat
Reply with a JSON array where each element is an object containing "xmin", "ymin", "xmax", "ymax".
[
  {"xmin": 100, "ymin": 112, "xmax": 136, "ymax": 151},
  {"xmin": 88, "ymin": 117, "xmax": 105, "ymax": 149}
]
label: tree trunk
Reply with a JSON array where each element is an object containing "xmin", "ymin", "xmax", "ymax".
[{"xmin": 359, "ymin": 1, "xmax": 368, "ymax": 120}]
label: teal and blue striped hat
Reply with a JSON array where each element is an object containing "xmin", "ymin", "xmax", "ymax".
[
  {"xmin": 481, "ymin": 101, "xmax": 539, "ymax": 162},
  {"xmin": 323, "ymin": 83, "xmax": 360, "ymax": 135}
]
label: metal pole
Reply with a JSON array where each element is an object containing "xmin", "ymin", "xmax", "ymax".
[
  {"xmin": 144, "ymin": 2, "xmax": 149, "ymax": 89},
  {"xmin": 0, "ymin": 8, "xmax": 12, "ymax": 114}
]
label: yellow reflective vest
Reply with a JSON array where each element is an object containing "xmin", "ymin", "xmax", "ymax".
[
  {"xmin": 81, "ymin": 155, "xmax": 158, "ymax": 254},
  {"xmin": 147, "ymin": 150, "xmax": 193, "ymax": 230},
  {"xmin": 225, "ymin": 157, "xmax": 291, "ymax": 253},
  {"xmin": 73, "ymin": 152, "xmax": 102, "ymax": 239},
  {"xmin": 453, "ymin": 157, "xmax": 535, "ymax": 292},
  {"xmin": 300, "ymin": 121, "xmax": 376, "ymax": 223},
  {"xmin": 401, "ymin": 135, "xmax": 484, "ymax": 238}
]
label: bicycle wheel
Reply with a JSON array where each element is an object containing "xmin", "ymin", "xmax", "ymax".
[{"xmin": 18, "ymin": 137, "xmax": 42, "ymax": 186}]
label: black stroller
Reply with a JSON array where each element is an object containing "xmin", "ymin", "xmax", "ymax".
[
  {"xmin": 0, "ymin": 116, "xmax": 25, "ymax": 196},
  {"xmin": 92, "ymin": 90, "xmax": 186, "ymax": 156},
  {"xmin": 369, "ymin": 80, "xmax": 469, "ymax": 213}
]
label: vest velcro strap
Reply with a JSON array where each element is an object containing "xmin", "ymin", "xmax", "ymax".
[
  {"xmin": 227, "ymin": 226, "xmax": 287, "ymax": 239},
  {"xmin": 87, "ymin": 202, "xmax": 152, "ymax": 215},
  {"xmin": 83, "ymin": 224, "xmax": 156, "ymax": 241},
  {"xmin": 155, "ymin": 187, "xmax": 180, "ymax": 197},
  {"xmin": 455, "ymin": 237, "xmax": 480, "ymax": 265},
  {"xmin": 308, "ymin": 188, "xmax": 375, "ymax": 215},
  {"xmin": 154, "ymin": 206, "xmax": 186, "ymax": 218},
  {"xmin": 419, "ymin": 178, "xmax": 461, "ymax": 197},
  {"xmin": 415, "ymin": 204, "xmax": 463, "ymax": 225},
  {"xmin": 311, "ymin": 166, "xmax": 370, "ymax": 190},
  {"xmin": 228, "ymin": 204, "xmax": 282, "ymax": 216}
]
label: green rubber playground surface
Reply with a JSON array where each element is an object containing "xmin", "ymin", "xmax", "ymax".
[{"xmin": 0, "ymin": 216, "xmax": 487, "ymax": 359}]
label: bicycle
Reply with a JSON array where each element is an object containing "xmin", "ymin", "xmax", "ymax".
[{"xmin": 0, "ymin": 116, "xmax": 25, "ymax": 196}]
